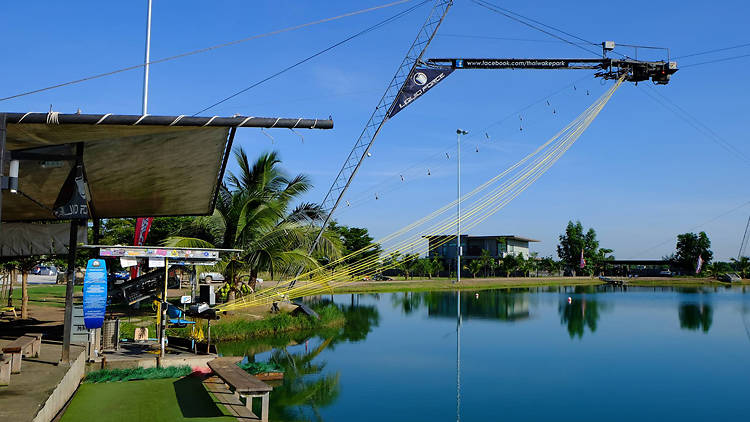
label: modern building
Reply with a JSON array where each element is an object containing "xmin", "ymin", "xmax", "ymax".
[{"xmin": 424, "ymin": 235, "xmax": 540, "ymax": 260}]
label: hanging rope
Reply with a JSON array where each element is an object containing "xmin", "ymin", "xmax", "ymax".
[{"xmin": 217, "ymin": 76, "xmax": 625, "ymax": 311}]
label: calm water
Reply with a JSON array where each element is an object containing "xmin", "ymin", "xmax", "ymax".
[{"xmin": 218, "ymin": 286, "xmax": 750, "ymax": 421}]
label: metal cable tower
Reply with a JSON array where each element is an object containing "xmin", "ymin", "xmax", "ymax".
[
  {"xmin": 738, "ymin": 213, "xmax": 750, "ymax": 260},
  {"xmin": 290, "ymin": 0, "xmax": 453, "ymax": 287}
]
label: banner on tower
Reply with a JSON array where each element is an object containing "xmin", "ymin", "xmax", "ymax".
[{"xmin": 388, "ymin": 67, "xmax": 453, "ymax": 119}]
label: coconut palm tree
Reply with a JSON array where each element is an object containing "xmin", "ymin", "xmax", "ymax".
[
  {"xmin": 166, "ymin": 149, "xmax": 341, "ymax": 300},
  {"xmin": 730, "ymin": 256, "xmax": 750, "ymax": 278}
]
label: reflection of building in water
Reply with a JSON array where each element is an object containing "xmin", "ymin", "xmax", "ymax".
[{"xmin": 427, "ymin": 291, "xmax": 530, "ymax": 321}]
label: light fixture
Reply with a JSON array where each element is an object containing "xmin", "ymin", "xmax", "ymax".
[{"xmin": 9, "ymin": 160, "xmax": 19, "ymax": 193}]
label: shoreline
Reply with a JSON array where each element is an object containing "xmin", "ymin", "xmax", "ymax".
[{"xmin": 326, "ymin": 276, "xmax": 748, "ymax": 293}]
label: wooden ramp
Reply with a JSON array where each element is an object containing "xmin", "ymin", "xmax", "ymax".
[{"xmin": 203, "ymin": 375, "xmax": 259, "ymax": 420}]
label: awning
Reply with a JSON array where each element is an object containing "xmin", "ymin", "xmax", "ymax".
[{"xmin": 1, "ymin": 112, "xmax": 333, "ymax": 221}]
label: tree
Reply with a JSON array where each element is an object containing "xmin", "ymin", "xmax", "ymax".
[
  {"xmin": 16, "ymin": 257, "xmax": 38, "ymax": 319},
  {"xmin": 167, "ymin": 149, "xmax": 341, "ymax": 300},
  {"xmin": 100, "ymin": 217, "xmax": 196, "ymax": 246},
  {"xmin": 467, "ymin": 259, "xmax": 483, "ymax": 278},
  {"xmin": 671, "ymin": 232, "xmax": 713, "ymax": 274},
  {"xmin": 541, "ymin": 256, "xmax": 559, "ymax": 276},
  {"xmin": 557, "ymin": 220, "xmax": 608, "ymax": 276},
  {"xmin": 399, "ymin": 253, "xmax": 420, "ymax": 280},
  {"xmin": 478, "ymin": 250, "xmax": 493, "ymax": 277},
  {"xmin": 431, "ymin": 256, "xmax": 444, "ymax": 278},
  {"xmin": 500, "ymin": 254, "xmax": 518, "ymax": 277},
  {"xmin": 328, "ymin": 222, "xmax": 381, "ymax": 268},
  {"xmin": 730, "ymin": 256, "xmax": 750, "ymax": 278}
]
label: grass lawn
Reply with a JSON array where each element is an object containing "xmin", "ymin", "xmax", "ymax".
[
  {"xmin": 10, "ymin": 284, "xmax": 81, "ymax": 308},
  {"xmin": 62, "ymin": 377, "xmax": 236, "ymax": 422}
]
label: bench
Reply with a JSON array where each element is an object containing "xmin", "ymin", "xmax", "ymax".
[
  {"xmin": 0, "ymin": 355, "xmax": 10, "ymax": 386},
  {"xmin": 1, "ymin": 333, "xmax": 42, "ymax": 374},
  {"xmin": 207, "ymin": 357, "xmax": 273, "ymax": 422}
]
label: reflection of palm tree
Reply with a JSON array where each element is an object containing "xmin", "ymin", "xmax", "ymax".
[
  {"xmin": 678, "ymin": 303, "xmax": 713, "ymax": 333},
  {"xmin": 559, "ymin": 297, "xmax": 601, "ymax": 339},
  {"xmin": 268, "ymin": 338, "xmax": 340, "ymax": 422},
  {"xmin": 391, "ymin": 292, "xmax": 423, "ymax": 315}
]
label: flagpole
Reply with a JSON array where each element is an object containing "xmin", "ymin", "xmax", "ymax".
[{"xmin": 142, "ymin": 0, "xmax": 153, "ymax": 115}]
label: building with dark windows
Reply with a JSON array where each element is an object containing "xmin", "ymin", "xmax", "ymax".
[{"xmin": 424, "ymin": 234, "xmax": 540, "ymax": 260}]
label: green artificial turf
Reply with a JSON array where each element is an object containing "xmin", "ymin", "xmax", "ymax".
[{"xmin": 62, "ymin": 377, "xmax": 236, "ymax": 422}]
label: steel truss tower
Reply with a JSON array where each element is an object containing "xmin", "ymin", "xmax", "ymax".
[{"xmin": 291, "ymin": 0, "xmax": 453, "ymax": 287}]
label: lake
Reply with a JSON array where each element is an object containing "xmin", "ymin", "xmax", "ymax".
[{"xmin": 217, "ymin": 286, "xmax": 750, "ymax": 421}]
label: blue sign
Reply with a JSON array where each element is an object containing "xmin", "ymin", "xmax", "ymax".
[{"xmin": 83, "ymin": 259, "xmax": 108, "ymax": 329}]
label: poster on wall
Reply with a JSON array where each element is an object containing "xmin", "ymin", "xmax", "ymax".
[{"xmin": 83, "ymin": 259, "xmax": 108, "ymax": 329}]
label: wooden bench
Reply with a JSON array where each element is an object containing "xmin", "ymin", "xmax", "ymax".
[
  {"xmin": 0, "ymin": 355, "xmax": 10, "ymax": 386},
  {"xmin": 1, "ymin": 333, "xmax": 42, "ymax": 374},
  {"xmin": 207, "ymin": 357, "xmax": 273, "ymax": 422}
]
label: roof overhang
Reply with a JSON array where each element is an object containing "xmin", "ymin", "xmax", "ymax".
[{"xmin": 0, "ymin": 112, "xmax": 333, "ymax": 222}]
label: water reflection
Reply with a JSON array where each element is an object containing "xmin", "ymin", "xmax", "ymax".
[
  {"xmin": 217, "ymin": 301, "xmax": 380, "ymax": 422},
  {"xmin": 678, "ymin": 303, "xmax": 713, "ymax": 333},
  {"xmin": 391, "ymin": 290, "xmax": 531, "ymax": 321},
  {"xmin": 558, "ymin": 296, "xmax": 602, "ymax": 339}
]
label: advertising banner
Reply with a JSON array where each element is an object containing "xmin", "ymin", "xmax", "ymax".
[
  {"xmin": 388, "ymin": 67, "xmax": 453, "ymax": 119},
  {"xmin": 83, "ymin": 259, "xmax": 108, "ymax": 329}
]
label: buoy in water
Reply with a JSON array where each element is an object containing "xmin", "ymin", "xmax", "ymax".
[{"xmin": 567, "ymin": 297, "xmax": 572, "ymax": 304}]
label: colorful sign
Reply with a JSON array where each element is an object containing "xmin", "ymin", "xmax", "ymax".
[
  {"xmin": 100, "ymin": 247, "xmax": 220, "ymax": 260},
  {"xmin": 83, "ymin": 259, "xmax": 108, "ymax": 329}
]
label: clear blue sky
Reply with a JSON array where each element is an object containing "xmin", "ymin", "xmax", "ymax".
[{"xmin": 2, "ymin": 0, "xmax": 748, "ymax": 260}]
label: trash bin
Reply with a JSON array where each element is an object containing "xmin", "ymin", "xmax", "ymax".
[{"xmin": 101, "ymin": 317, "xmax": 120, "ymax": 351}]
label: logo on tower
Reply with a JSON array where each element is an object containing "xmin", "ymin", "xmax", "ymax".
[{"xmin": 413, "ymin": 72, "xmax": 428, "ymax": 86}]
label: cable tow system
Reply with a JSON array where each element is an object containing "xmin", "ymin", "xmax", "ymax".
[{"xmin": 428, "ymin": 41, "xmax": 678, "ymax": 85}]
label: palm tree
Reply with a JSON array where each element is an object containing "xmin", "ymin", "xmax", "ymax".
[
  {"xmin": 467, "ymin": 259, "xmax": 483, "ymax": 278},
  {"xmin": 166, "ymin": 149, "xmax": 341, "ymax": 300},
  {"xmin": 730, "ymin": 257, "xmax": 750, "ymax": 278}
]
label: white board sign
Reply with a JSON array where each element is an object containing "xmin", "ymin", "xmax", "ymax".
[{"xmin": 149, "ymin": 257, "xmax": 165, "ymax": 268}]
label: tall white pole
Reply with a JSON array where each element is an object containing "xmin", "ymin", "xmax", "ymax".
[
  {"xmin": 456, "ymin": 129, "xmax": 467, "ymax": 283},
  {"xmin": 141, "ymin": 0, "xmax": 153, "ymax": 115}
]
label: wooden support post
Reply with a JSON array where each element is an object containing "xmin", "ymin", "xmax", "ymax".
[{"xmin": 261, "ymin": 392, "xmax": 269, "ymax": 422}]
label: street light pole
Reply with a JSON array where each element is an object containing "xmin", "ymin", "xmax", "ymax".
[{"xmin": 456, "ymin": 129, "xmax": 468, "ymax": 284}]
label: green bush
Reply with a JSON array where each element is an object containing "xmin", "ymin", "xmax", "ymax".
[
  {"xmin": 171, "ymin": 303, "xmax": 345, "ymax": 341},
  {"xmin": 84, "ymin": 365, "xmax": 193, "ymax": 383},
  {"xmin": 237, "ymin": 361, "xmax": 283, "ymax": 375}
]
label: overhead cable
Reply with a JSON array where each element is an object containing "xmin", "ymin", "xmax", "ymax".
[
  {"xmin": 469, "ymin": 0, "xmax": 602, "ymax": 57},
  {"xmin": 193, "ymin": 0, "xmax": 430, "ymax": 115},
  {"xmin": 0, "ymin": 0, "xmax": 416, "ymax": 103}
]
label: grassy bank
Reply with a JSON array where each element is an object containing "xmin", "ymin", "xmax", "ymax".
[
  {"xmin": 330, "ymin": 277, "xmax": 599, "ymax": 293},
  {"xmin": 9, "ymin": 284, "xmax": 81, "ymax": 308},
  {"xmin": 326, "ymin": 276, "xmax": 744, "ymax": 293},
  {"xmin": 168, "ymin": 303, "xmax": 345, "ymax": 342}
]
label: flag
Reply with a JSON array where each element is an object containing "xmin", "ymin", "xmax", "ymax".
[
  {"xmin": 130, "ymin": 217, "xmax": 153, "ymax": 279},
  {"xmin": 387, "ymin": 67, "xmax": 453, "ymax": 119},
  {"xmin": 579, "ymin": 249, "xmax": 586, "ymax": 269},
  {"xmin": 695, "ymin": 255, "xmax": 704, "ymax": 274}
]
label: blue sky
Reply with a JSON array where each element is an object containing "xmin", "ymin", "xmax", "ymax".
[{"xmin": 2, "ymin": 0, "xmax": 749, "ymax": 260}]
